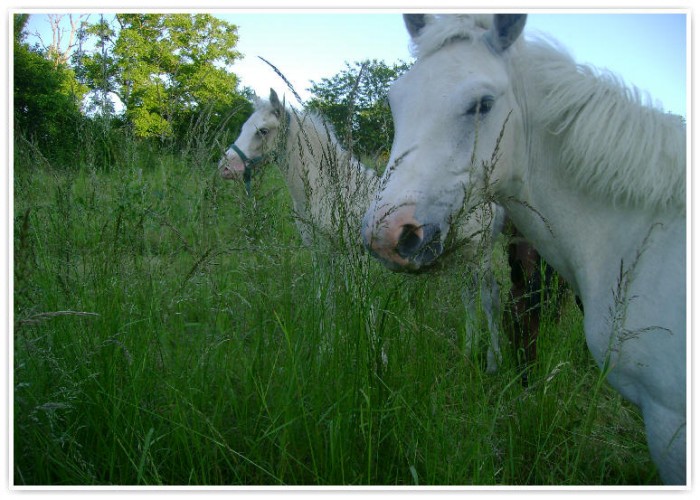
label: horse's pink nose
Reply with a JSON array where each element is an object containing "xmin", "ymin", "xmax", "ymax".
[
  {"xmin": 362, "ymin": 204, "xmax": 443, "ymax": 271},
  {"xmin": 218, "ymin": 150, "xmax": 245, "ymax": 180}
]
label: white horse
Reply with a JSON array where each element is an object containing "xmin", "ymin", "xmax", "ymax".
[
  {"xmin": 361, "ymin": 14, "xmax": 686, "ymax": 484},
  {"xmin": 219, "ymin": 88, "xmax": 506, "ymax": 372},
  {"xmin": 219, "ymin": 89, "xmax": 377, "ymax": 249}
]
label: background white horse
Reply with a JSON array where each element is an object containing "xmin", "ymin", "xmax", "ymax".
[
  {"xmin": 220, "ymin": 89, "xmax": 377, "ymax": 249},
  {"xmin": 362, "ymin": 14, "xmax": 686, "ymax": 484},
  {"xmin": 219, "ymin": 88, "xmax": 506, "ymax": 372}
]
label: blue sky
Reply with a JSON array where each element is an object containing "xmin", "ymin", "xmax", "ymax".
[{"xmin": 23, "ymin": 11, "xmax": 687, "ymax": 117}]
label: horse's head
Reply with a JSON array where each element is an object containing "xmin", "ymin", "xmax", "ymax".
[
  {"xmin": 361, "ymin": 14, "xmax": 526, "ymax": 272},
  {"xmin": 218, "ymin": 88, "xmax": 288, "ymax": 181}
]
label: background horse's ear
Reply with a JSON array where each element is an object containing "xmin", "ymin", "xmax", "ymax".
[
  {"xmin": 269, "ymin": 88, "xmax": 284, "ymax": 116},
  {"xmin": 269, "ymin": 88, "xmax": 280, "ymax": 106},
  {"xmin": 486, "ymin": 14, "xmax": 527, "ymax": 53},
  {"xmin": 403, "ymin": 14, "xmax": 428, "ymax": 39}
]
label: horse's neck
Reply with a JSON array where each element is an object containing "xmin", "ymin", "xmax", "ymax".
[
  {"xmin": 503, "ymin": 125, "xmax": 683, "ymax": 309},
  {"xmin": 283, "ymin": 114, "xmax": 376, "ymax": 226}
]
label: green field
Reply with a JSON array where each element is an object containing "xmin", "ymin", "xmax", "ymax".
[{"xmin": 12, "ymin": 139, "xmax": 659, "ymax": 486}]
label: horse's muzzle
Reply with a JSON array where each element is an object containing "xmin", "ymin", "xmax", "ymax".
[
  {"xmin": 362, "ymin": 204, "xmax": 444, "ymax": 272},
  {"xmin": 218, "ymin": 151, "xmax": 246, "ymax": 180}
]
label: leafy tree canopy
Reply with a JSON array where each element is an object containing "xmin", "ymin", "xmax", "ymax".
[
  {"xmin": 307, "ymin": 59, "xmax": 410, "ymax": 161},
  {"xmin": 75, "ymin": 13, "xmax": 245, "ymax": 141},
  {"xmin": 13, "ymin": 14, "xmax": 87, "ymax": 164}
]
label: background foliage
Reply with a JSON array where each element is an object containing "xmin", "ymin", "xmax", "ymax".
[
  {"xmin": 307, "ymin": 59, "xmax": 410, "ymax": 162},
  {"xmin": 14, "ymin": 15, "xmax": 87, "ymax": 165},
  {"xmin": 14, "ymin": 14, "xmax": 405, "ymax": 171}
]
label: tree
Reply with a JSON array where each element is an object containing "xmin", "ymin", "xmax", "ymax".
[
  {"xmin": 73, "ymin": 14, "xmax": 119, "ymax": 116},
  {"xmin": 44, "ymin": 14, "xmax": 89, "ymax": 69},
  {"xmin": 14, "ymin": 13, "xmax": 29, "ymax": 42},
  {"xmin": 102, "ymin": 14, "xmax": 244, "ymax": 142},
  {"xmin": 307, "ymin": 59, "xmax": 410, "ymax": 161},
  {"xmin": 13, "ymin": 14, "xmax": 87, "ymax": 165}
]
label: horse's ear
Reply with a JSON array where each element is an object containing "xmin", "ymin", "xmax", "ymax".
[
  {"xmin": 486, "ymin": 14, "xmax": 527, "ymax": 53},
  {"xmin": 269, "ymin": 88, "xmax": 284, "ymax": 116},
  {"xmin": 269, "ymin": 88, "xmax": 280, "ymax": 107},
  {"xmin": 403, "ymin": 14, "xmax": 427, "ymax": 39}
]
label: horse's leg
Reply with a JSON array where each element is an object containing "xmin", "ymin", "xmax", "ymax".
[
  {"xmin": 461, "ymin": 268, "xmax": 500, "ymax": 373},
  {"xmin": 507, "ymin": 228, "xmax": 575, "ymax": 385},
  {"xmin": 482, "ymin": 205, "xmax": 505, "ymax": 373},
  {"xmin": 462, "ymin": 205, "xmax": 505, "ymax": 374},
  {"xmin": 506, "ymin": 224, "xmax": 544, "ymax": 384},
  {"xmin": 462, "ymin": 274, "xmax": 479, "ymax": 363},
  {"xmin": 481, "ymin": 259, "xmax": 502, "ymax": 373}
]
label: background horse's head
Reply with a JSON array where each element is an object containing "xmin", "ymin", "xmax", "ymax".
[
  {"xmin": 218, "ymin": 88, "xmax": 288, "ymax": 181},
  {"xmin": 362, "ymin": 14, "xmax": 526, "ymax": 271}
]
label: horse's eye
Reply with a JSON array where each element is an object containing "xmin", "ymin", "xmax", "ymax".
[
  {"xmin": 466, "ymin": 97, "xmax": 495, "ymax": 116},
  {"xmin": 257, "ymin": 128, "xmax": 269, "ymax": 137}
]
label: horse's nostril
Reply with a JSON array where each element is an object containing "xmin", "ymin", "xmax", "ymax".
[
  {"xmin": 397, "ymin": 224, "xmax": 423, "ymax": 259},
  {"xmin": 396, "ymin": 223, "xmax": 443, "ymax": 266}
]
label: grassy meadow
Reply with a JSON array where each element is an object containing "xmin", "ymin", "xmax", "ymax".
[{"xmin": 12, "ymin": 131, "xmax": 659, "ymax": 486}]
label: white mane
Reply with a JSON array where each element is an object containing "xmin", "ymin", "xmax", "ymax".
[
  {"xmin": 514, "ymin": 39, "xmax": 686, "ymax": 212},
  {"xmin": 412, "ymin": 15, "xmax": 686, "ymax": 212}
]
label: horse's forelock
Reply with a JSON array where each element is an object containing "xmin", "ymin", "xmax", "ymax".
[
  {"xmin": 254, "ymin": 98, "xmax": 275, "ymax": 115},
  {"xmin": 411, "ymin": 14, "xmax": 493, "ymax": 59}
]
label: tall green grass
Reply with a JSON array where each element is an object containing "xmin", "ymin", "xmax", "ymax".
[{"xmin": 12, "ymin": 136, "xmax": 658, "ymax": 486}]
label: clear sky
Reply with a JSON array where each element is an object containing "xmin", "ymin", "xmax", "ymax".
[{"xmin": 22, "ymin": 10, "xmax": 687, "ymax": 117}]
